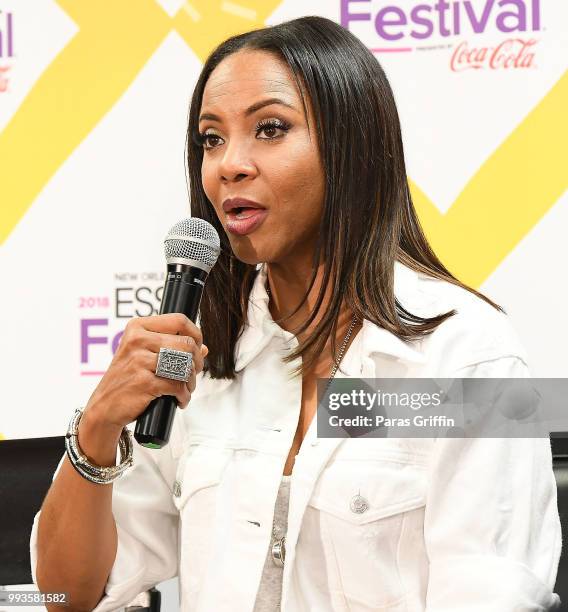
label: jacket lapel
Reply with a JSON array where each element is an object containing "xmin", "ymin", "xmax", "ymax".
[{"xmin": 232, "ymin": 261, "xmax": 429, "ymax": 607}]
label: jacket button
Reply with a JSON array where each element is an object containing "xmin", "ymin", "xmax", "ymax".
[
  {"xmin": 173, "ymin": 480, "xmax": 182, "ymax": 497},
  {"xmin": 271, "ymin": 536, "xmax": 286, "ymax": 567},
  {"xmin": 350, "ymin": 494, "xmax": 369, "ymax": 514}
]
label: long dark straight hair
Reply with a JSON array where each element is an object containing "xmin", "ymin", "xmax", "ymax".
[{"xmin": 185, "ymin": 15, "xmax": 503, "ymax": 380}]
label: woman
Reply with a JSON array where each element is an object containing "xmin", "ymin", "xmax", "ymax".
[{"xmin": 32, "ymin": 16, "xmax": 561, "ymax": 612}]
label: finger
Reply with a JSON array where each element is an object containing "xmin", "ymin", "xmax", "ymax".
[
  {"xmin": 149, "ymin": 369, "xmax": 191, "ymax": 408},
  {"xmin": 146, "ymin": 333, "xmax": 206, "ymax": 376},
  {"xmin": 144, "ymin": 330, "xmax": 202, "ymax": 356},
  {"xmin": 132, "ymin": 313, "xmax": 203, "ymax": 346},
  {"xmin": 178, "ymin": 395, "xmax": 191, "ymax": 410},
  {"xmin": 170, "ymin": 379, "xmax": 191, "ymax": 408},
  {"xmin": 145, "ymin": 349, "xmax": 197, "ymax": 401},
  {"xmin": 191, "ymin": 342, "xmax": 205, "ymax": 375},
  {"xmin": 185, "ymin": 367, "xmax": 197, "ymax": 395}
]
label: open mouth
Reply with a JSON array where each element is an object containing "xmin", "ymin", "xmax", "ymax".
[
  {"xmin": 228, "ymin": 207, "xmax": 264, "ymax": 219},
  {"xmin": 225, "ymin": 206, "xmax": 269, "ymax": 236}
]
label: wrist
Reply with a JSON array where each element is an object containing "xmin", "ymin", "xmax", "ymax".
[{"xmin": 78, "ymin": 408, "xmax": 124, "ymax": 468}]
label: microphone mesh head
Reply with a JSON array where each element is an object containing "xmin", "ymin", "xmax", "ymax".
[{"xmin": 164, "ymin": 217, "xmax": 221, "ymax": 270}]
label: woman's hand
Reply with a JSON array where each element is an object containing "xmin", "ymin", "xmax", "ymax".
[{"xmin": 84, "ymin": 313, "xmax": 209, "ymax": 430}]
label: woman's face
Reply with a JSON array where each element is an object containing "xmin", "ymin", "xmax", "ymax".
[{"xmin": 199, "ymin": 50, "xmax": 325, "ymax": 266}]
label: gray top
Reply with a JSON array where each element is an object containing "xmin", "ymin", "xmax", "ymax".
[{"xmin": 252, "ymin": 474, "xmax": 292, "ymax": 611}]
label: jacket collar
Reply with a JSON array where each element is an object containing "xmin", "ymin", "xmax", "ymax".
[{"xmin": 234, "ymin": 261, "xmax": 426, "ymax": 372}]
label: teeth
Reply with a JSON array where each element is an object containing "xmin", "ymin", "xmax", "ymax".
[{"xmin": 234, "ymin": 208, "xmax": 257, "ymax": 219}]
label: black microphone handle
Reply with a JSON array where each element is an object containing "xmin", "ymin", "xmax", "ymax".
[{"xmin": 134, "ymin": 263, "xmax": 209, "ymax": 449}]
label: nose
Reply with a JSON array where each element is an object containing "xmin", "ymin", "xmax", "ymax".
[{"xmin": 218, "ymin": 139, "xmax": 258, "ymax": 183}]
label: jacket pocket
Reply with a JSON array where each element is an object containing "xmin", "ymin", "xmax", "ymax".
[
  {"xmin": 172, "ymin": 444, "xmax": 231, "ymax": 609},
  {"xmin": 309, "ymin": 458, "xmax": 427, "ymax": 523},
  {"xmin": 172, "ymin": 444, "xmax": 230, "ymax": 510},
  {"xmin": 305, "ymin": 456, "xmax": 428, "ymax": 610}
]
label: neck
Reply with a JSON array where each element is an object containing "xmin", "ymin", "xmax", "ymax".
[{"xmin": 264, "ymin": 260, "xmax": 360, "ymax": 372}]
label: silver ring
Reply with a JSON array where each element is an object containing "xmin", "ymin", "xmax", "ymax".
[{"xmin": 155, "ymin": 347, "xmax": 193, "ymax": 383}]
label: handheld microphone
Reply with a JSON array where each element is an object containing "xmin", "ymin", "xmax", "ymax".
[{"xmin": 134, "ymin": 217, "xmax": 220, "ymax": 449}]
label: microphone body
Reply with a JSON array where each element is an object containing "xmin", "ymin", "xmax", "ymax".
[
  {"xmin": 134, "ymin": 263, "xmax": 209, "ymax": 448},
  {"xmin": 132, "ymin": 216, "xmax": 220, "ymax": 449}
]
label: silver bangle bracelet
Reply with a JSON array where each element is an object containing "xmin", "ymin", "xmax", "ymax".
[{"xmin": 65, "ymin": 408, "xmax": 134, "ymax": 485}]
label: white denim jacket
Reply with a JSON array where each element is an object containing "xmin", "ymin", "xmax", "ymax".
[{"xmin": 30, "ymin": 261, "xmax": 562, "ymax": 611}]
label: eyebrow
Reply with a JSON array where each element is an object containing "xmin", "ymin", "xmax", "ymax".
[{"xmin": 199, "ymin": 97, "xmax": 298, "ymax": 123}]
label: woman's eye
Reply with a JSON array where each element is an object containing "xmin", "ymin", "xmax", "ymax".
[
  {"xmin": 256, "ymin": 119, "xmax": 291, "ymax": 140},
  {"xmin": 198, "ymin": 119, "xmax": 290, "ymax": 150},
  {"xmin": 199, "ymin": 133, "xmax": 222, "ymax": 149}
]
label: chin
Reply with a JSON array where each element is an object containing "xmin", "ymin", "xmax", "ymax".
[{"xmin": 229, "ymin": 244, "xmax": 265, "ymax": 267}]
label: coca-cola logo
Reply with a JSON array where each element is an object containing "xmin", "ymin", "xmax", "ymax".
[
  {"xmin": 0, "ymin": 10, "xmax": 14, "ymax": 93},
  {"xmin": 341, "ymin": 0, "xmax": 542, "ymax": 73},
  {"xmin": 0, "ymin": 65, "xmax": 10, "ymax": 92},
  {"xmin": 450, "ymin": 38, "xmax": 538, "ymax": 71}
]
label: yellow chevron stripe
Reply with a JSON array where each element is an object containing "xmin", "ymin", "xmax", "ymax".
[
  {"xmin": 412, "ymin": 70, "xmax": 568, "ymax": 287},
  {"xmin": 0, "ymin": 2, "xmax": 565, "ymax": 292},
  {"xmin": 0, "ymin": 0, "xmax": 171, "ymax": 244}
]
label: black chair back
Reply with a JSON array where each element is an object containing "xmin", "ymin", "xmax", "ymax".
[
  {"xmin": 0, "ymin": 436, "xmax": 162, "ymax": 611},
  {"xmin": 552, "ymin": 433, "xmax": 568, "ymax": 609},
  {"xmin": 0, "ymin": 436, "xmax": 65, "ymax": 585}
]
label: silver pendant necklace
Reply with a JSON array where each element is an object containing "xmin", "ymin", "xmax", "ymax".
[{"xmin": 266, "ymin": 281, "xmax": 359, "ymax": 568}]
